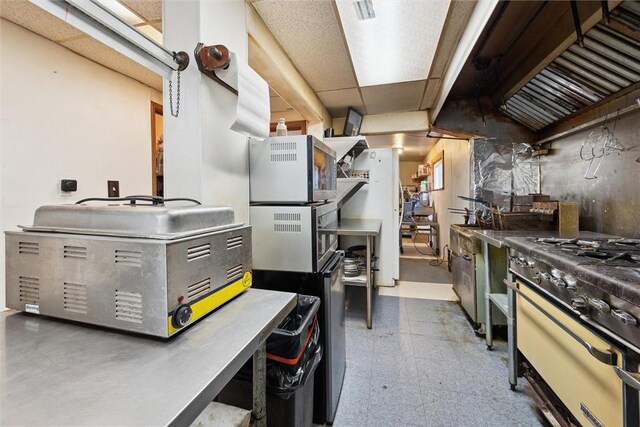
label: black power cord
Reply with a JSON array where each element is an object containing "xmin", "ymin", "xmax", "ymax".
[{"xmin": 410, "ymin": 232, "xmax": 450, "ymax": 270}]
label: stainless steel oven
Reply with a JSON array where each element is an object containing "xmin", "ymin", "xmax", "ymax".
[
  {"xmin": 451, "ymin": 225, "xmax": 479, "ymax": 323},
  {"xmin": 250, "ymin": 202, "xmax": 337, "ymax": 273},
  {"xmin": 249, "ymin": 135, "xmax": 337, "ymax": 204},
  {"xmin": 507, "ymin": 239, "xmax": 640, "ymax": 427}
]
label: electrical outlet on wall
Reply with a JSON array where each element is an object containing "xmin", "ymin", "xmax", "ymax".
[
  {"xmin": 108, "ymin": 180, "xmax": 120, "ymax": 197},
  {"xmin": 59, "ymin": 179, "xmax": 77, "ymax": 197}
]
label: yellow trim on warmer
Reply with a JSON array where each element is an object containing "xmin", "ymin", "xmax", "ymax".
[{"xmin": 168, "ymin": 272, "xmax": 252, "ymax": 335}]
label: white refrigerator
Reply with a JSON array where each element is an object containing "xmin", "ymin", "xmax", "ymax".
[{"xmin": 340, "ymin": 148, "xmax": 400, "ymax": 287}]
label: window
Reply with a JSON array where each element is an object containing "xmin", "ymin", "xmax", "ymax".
[{"xmin": 432, "ymin": 152, "xmax": 444, "ymax": 191}]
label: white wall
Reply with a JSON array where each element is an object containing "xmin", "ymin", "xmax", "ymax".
[
  {"xmin": 308, "ymin": 121, "xmax": 324, "ymax": 140},
  {"xmin": 425, "ymin": 139, "xmax": 471, "ymax": 253},
  {"xmin": 0, "ymin": 19, "xmax": 160, "ymax": 309},
  {"xmin": 399, "ymin": 161, "xmax": 420, "ymax": 187}
]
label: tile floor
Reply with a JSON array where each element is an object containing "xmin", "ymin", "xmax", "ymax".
[{"xmin": 331, "ymin": 285, "xmax": 545, "ymax": 427}]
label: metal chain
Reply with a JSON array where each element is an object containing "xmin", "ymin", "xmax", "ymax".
[{"xmin": 169, "ymin": 70, "xmax": 181, "ymax": 118}]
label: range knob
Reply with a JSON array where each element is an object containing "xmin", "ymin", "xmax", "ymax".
[
  {"xmin": 571, "ymin": 297, "xmax": 590, "ymax": 315},
  {"xmin": 612, "ymin": 309, "xmax": 638, "ymax": 327},
  {"xmin": 551, "ymin": 268, "xmax": 563, "ymax": 279},
  {"xmin": 588, "ymin": 298, "xmax": 610, "ymax": 313},
  {"xmin": 172, "ymin": 304, "xmax": 193, "ymax": 329},
  {"xmin": 564, "ymin": 275, "xmax": 578, "ymax": 291},
  {"xmin": 550, "ymin": 276, "xmax": 566, "ymax": 288}
]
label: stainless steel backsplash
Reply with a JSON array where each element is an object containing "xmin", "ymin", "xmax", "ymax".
[{"xmin": 541, "ymin": 112, "xmax": 640, "ymax": 238}]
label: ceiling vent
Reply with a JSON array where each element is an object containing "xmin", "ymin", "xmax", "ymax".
[{"xmin": 500, "ymin": 3, "xmax": 640, "ymax": 131}]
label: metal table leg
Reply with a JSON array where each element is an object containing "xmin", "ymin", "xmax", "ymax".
[
  {"xmin": 507, "ymin": 271, "xmax": 518, "ymax": 391},
  {"xmin": 366, "ymin": 235, "xmax": 372, "ymax": 329},
  {"xmin": 484, "ymin": 241, "xmax": 493, "ymax": 350},
  {"xmin": 252, "ymin": 342, "xmax": 267, "ymax": 427}
]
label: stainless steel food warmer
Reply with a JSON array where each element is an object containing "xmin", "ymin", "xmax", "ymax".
[{"xmin": 5, "ymin": 196, "xmax": 252, "ymax": 338}]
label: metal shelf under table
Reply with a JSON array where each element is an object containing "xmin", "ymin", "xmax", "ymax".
[{"xmin": 337, "ymin": 218, "xmax": 381, "ymax": 329}]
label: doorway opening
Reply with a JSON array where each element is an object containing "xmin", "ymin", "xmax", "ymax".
[{"xmin": 151, "ymin": 102, "xmax": 164, "ymax": 197}]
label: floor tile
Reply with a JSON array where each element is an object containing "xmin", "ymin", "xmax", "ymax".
[
  {"xmin": 416, "ymin": 356, "xmax": 472, "ymax": 392},
  {"xmin": 411, "ymin": 335, "xmax": 456, "ymax": 360},
  {"xmin": 332, "ymin": 368, "xmax": 371, "ymax": 427},
  {"xmin": 333, "ymin": 272, "xmax": 540, "ymax": 427},
  {"xmin": 409, "ymin": 320, "xmax": 450, "ymax": 340},
  {"xmin": 373, "ymin": 331, "xmax": 413, "ymax": 356},
  {"xmin": 370, "ymin": 351, "xmax": 420, "ymax": 385},
  {"xmin": 379, "ymin": 281, "xmax": 458, "ymax": 301},
  {"xmin": 421, "ymin": 388, "xmax": 488, "ymax": 427},
  {"xmin": 367, "ymin": 380, "xmax": 426, "ymax": 427}
]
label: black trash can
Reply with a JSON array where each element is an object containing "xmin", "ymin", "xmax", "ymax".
[{"xmin": 218, "ymin": 294, "xmax": 322, "ymax": 427}]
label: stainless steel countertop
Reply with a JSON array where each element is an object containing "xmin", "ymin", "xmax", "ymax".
[
  {"xmin": 337, "ymin": 218, "xmax": 382, "ymax": 236},
  {"xmin": 0, "ymin": 288, "xmax": 296, "ymax": 426},
  {"xmin": 472, "ymin": 229, "xmax": 619, "ymax": 248}
]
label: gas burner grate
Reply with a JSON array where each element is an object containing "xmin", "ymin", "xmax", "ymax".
[
  {"xmin": 610, "ymin": 239, "xmax": 640, "ymax": 249},
  {"xmin": 534, "ymin": 237, "xmax": 601, "ymax": 249}
]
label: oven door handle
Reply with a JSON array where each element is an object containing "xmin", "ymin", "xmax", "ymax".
[
  {"xmin": 504, "ymin": 280, "xmax": 618, "ymax": 366},
  {"xmin": 615, "ymin": 367, "xmax": 640, "ymax": 391}
]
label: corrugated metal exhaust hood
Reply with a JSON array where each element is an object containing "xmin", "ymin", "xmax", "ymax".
[{"xmin": 500, "ymin": 2, "xmax": 640, "ymax": 131}]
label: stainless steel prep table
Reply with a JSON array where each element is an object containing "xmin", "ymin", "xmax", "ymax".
[
  {"xmin": 0, "ymin": 288, "xmax": 296, "ymax": 427},
  {"xmin": 337, "ymin": 218, "xmax": 381, "ymax": 329},
  {"xmin": 472, "ymin": 229, "xmax": 619, "ymax": 391}
]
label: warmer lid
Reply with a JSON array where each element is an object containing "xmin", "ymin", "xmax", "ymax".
[{"xmin": 20, "ymin": 196, "xmax": 241, "ymax": 239}]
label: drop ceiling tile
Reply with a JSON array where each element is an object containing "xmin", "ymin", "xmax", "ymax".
[
  {"xmin": 148, "ymin": 19, "xmax": 162, "ymax": 32},
  {"xmin": 0, "ymin": 1, "xmax": 84, "ymax": 42},
  {"xmin": 270, "ymin": 95, "xmax": 293, "ymax": 112},
  {"xmin": 61, "ymin": 38, "xmax": 162, "ymax": 91},
  {"xmin": 361, "ymin": 81, "xmax": 426, "ymax": 115},
  {"xmin": 420, "ymin": 78, "xmax": 441, "ymax": 110},
  {"xmin": 316, "ymin": 88, "xmax": 364, "ymax": 117},
  {"xmin": 120, "ymin": 0, "xmax": 162, "ymax": 22},
  {"xmin": 253, "ymin": 0, "xmax": 356, "ymax": 92}
]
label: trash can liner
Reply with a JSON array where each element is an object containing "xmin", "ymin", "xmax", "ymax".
[
  {"xmin": 268, "ymin": 342, "xmax": 322, "ymax": 399},
  {"xmin": 265, "ymin": 295, "xmax": 320, "ymax": 361},
  {"xmin": 267, "ymin": 317, "xmax": 318, "ymax": 365},
  {"xmin": 234, "ymin": 294, "xmax": 323, "ymax": 399}
]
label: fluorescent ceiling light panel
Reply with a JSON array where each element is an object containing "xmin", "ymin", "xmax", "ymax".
[
  {"xmin": 96, "ymin": 0, "xmax": 144, "ymax": 25},
  {"xmin": 336, "ymin": 0, "xmax": 451, "ymax": 87},
  {"xmin": 137, "ymin": 24, "xmax": 163, "ymax": 44}
]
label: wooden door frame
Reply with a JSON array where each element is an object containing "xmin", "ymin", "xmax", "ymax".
[{"xmin": 150, "ymin": 101, "xmax": 163, "ymax": 196}]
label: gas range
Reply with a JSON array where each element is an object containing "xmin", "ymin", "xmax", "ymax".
[
  {"xmin": 507, "ymin": 236, "xmax": 640, "ymax": 351},
  {"xmin": 536, "ymin": 237, "xmax": 640, "ymax": 266}
]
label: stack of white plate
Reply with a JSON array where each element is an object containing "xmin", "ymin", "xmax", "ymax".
[{"xmin": 344, "ymin": 258, "xmax": 360, "ymax": 277}]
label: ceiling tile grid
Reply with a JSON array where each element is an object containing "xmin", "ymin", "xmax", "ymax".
[{"xmin": 253, "ymin": 0, "xmax": 357, "ymax": 92}]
